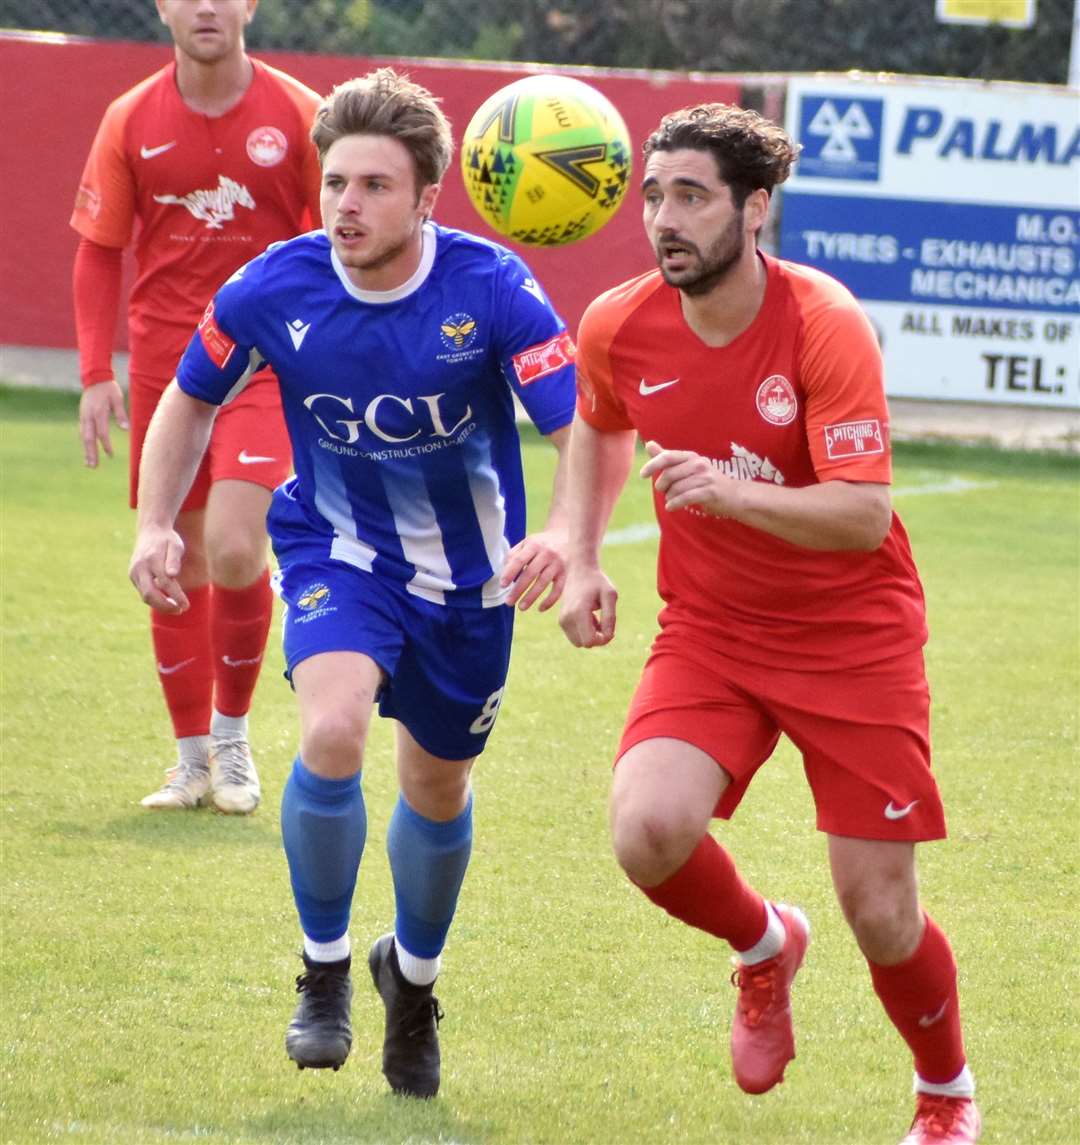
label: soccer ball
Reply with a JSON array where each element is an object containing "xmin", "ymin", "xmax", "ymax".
[{"xmin": 460, "ymin": 74, "xmax": 632, "ymax": 247}]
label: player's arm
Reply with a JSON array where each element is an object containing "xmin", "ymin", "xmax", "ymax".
[
  {"xmin": 495, "ymin": 255, "xmax": 579, "ymax": 613},
  {"xmin": 300, "ymin": 124, "xmax": 324, "ymax": 229},
  {"xmin": 71, "ymin": 98, "xmax": 137, "ymax": 467},
  {"xmin": 277, "ymin": 76, "xmax": 324, "ymax": 229},
  {"xmin": 641, "ymin": 441, "xmax": 891, "ymax": 551},
  {"xmin": 643, "ymin": 282, "xmax": 895, "ymax": 552},
  {"xmin": 502, "ymin": 422, "xmax": 571, "ymax": 612},
  {"xmin": 128, "ymin": 382, "xmax": 217, "ymax": 613},
  {"xmin": 559, "ymin": 416, "xmax": 638, "ymax": 648},
  {"xmin": 73, "ymin": 239, "xmax": 130, "ymax": 468}
]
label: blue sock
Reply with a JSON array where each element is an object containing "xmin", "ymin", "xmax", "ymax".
[
  {"xmin": 387, "ymin": 792, "xmax": 473, "ymax": 959},
  {"xmin": 280, "ymin": 757, "xmax": 366, "ymax": 945}
]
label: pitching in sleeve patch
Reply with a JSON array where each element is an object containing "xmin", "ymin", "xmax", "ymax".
[
  {"xmin": 197, "ymin": 301, "xmax": 236, "ymax": 370},
  {"xmin": 823, "ymin": 419, "xmax": 885, "ymax": 460},
  {"xmin": 512, "ymin": 330, "xmax": 576, "ymax": 386}
]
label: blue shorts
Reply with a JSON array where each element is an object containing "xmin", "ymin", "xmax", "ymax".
[{"xmin": 269, "ymin": 491, "xmax": 514, "ymax": 761}]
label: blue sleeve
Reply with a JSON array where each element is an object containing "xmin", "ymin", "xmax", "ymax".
[
  {"xmin": 494, "ymin": 252, "xmax": 577, "ymax": 436},
  {"xmin": 176, "ymin": 258, "xmax": 265, "ymax": 406}
]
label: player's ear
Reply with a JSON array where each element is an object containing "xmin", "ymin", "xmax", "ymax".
[
  {"xmin": 155, "ymin": 0, "xmax": 167, "ymax": 26},
  {"xmin": 745, "ymin": 188, "xmax": 770, "ymax": 238},
  {"xmin": 418, "ymin": 182, "xmax": 441, "ymax": 221},
  {"xmin": 245, "ymin": 0, "xmax": 258, "ymax": 24}
]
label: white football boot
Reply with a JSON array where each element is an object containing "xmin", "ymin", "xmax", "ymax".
[
  {"xmin": 208, "ymin": 735, "xmax": 261, "ymax": 814},
  {"xmin": 140, "ymin": 757, "xmax": 211, "ymax": 810}
]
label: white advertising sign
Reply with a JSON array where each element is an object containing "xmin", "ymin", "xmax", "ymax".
[{"xmin": 780, "ymin": 77, "xmax": 1080, "ymax": 407}]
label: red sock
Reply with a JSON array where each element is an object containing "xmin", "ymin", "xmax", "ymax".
[
  {"xmin": 210, "ymin": 572, "xmax": 273, "ymax": 718},
  {"xmin": 868, "ymin": 914, "xmax": 967, "ymax": 1085},
  {"xmin": 638, "ymin": 835, "xmax": 768, "ymax": 951},
  {"xmin": 150, "ymin": 584, "xmax": 212, "ymax": 739}
]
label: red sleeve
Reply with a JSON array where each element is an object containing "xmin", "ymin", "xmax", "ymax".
[
  {"xmin": 299, "ymin": 120, "xmax": 323, "ymax": 229},
  {"xmin": 269, "ymin": 66, "xmax": 324, "ymax": 229},
  {"xmin": 574, "ymin": 292, "xmax": 635, "ymax": 432},
  {"xmin": 70, "ymin": 96, "xmax": 137, "ymax": 249},
  {"xmin": 73, "ymin": 238, "xmax": 124, "ymax": 387},
  {"xmin": 792, "ymin": 271, "xmax": 892, "ymax": 483}
]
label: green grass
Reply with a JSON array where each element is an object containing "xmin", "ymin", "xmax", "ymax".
[{"xmin": 2, "ymin": 385, "xmax": 1078, "ymax": 1144}]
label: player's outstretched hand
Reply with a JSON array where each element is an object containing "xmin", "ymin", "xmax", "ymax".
[
  {"xmin": 640, "ymin": 439, "xmax": 737, "ymax": 517},
  {"xmin": 558, "ymin": 565, "xmax": 618, "ymax": 648},
  {"xmin": 79, "ymin": 380, "xmax": 129, "ymax": 468},
  {"xmin": 129, "ymin": 526, "xmax": 189, "ymax": 614},
  {"xmin": 502, "ymin": 527, "xmax": 567, "ymax": 611}
]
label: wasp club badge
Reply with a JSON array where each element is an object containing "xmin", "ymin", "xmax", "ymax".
[
  {"xmin": 756, "ymin": 375, "xmax": 798, "ymax": 426},
  {"xmin": 247, "ymin": 126, "xmax": 288, "ymax": 167},
  {"xmin": 440, "ymin": 313, "xmax": 479, "ymax": 350},
  {"xmin": 297, "ymin": 583, "xmax": 331, "ymax": 611}
]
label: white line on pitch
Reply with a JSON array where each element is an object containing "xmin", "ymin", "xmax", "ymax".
[{"xmin": 893, "ymin": 477, "xmax": 998, "ymax": 497}]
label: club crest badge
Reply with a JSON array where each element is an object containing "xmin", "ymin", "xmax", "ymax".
[
  {"xmin": 247, "ymin": 126, "xmax": 288, "ymax": 167},
  {"xmin": 756, "ymin": 375, "xmax": 798, "ymax": 426}
]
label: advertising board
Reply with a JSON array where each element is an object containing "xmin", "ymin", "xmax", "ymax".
[{"xmin": 780, "ymin": 76, "xmax": 1079, "ymax": 408}]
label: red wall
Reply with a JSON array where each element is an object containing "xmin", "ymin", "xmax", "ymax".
[{"xmin": 0, "ymin": 32, "xmax": 740, "ymax": 353}]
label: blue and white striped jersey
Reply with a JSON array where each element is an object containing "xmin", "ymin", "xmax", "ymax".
[{"xmin": 177, "ymin": 222, "xmax": 576, "ymax": 607}]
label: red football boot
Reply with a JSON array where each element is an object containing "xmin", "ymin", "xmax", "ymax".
[
  {"xmin": 730, "ymin": 904, "xmax": 810, "ymax": 1094},
  {"xmin": 900, "ymin": 1094, "xmax": 981, "ymax": 1143}
]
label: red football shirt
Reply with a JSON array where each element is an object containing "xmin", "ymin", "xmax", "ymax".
[
  {"xmin": 576, "ymin": 253, "xmax": 928, "ymax": 670},
  {"xmin": 71, "ymin": 59, "xmax": 322, "ymax": 384}
]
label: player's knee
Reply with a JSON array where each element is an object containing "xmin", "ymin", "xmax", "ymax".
[
  {"xmin": 400, "ymin": 771, "xmax": 472, "ymax": 823},
  {"xmin": 299, "ymin": 709, "xmax": 367, "ymax": 778},
  {"xmin": 837, "ymin": 881, "xmax": 922, "ymax": 963},
  {"xmin": 611, "ymin": 802, "xmax": 701, "ymax": 886},
  {"xmin": 207, "ymin": 534, "xmax": 266, "ymax": 587}
]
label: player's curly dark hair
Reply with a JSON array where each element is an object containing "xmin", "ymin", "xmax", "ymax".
[
  {"xmin": 643, "ymin": 103, "xmax": 800, "ymax": 207},
  {"xmin": 311, "ymin": 67, "xmax": 454, "ymax": 192}
]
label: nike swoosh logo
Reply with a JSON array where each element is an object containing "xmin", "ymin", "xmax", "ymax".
[
  {"xmin": 639, "ymin": 377, "xmax": 680, "ymax": 396},
  {"xmin": 884, "ymin": 799, "xmax": 920, "ymax": 820},
  {"xmin": 238, "ymin": 451, "xmax": 277, "ymax": 465},
  {"xmin": 918, "ymin": 1000, "xmax": 948, "ymax": 1028},
  {"xmin": 158, "ymin": 657, "xmax": 196, "ymax": 675},
  {"xmin": 222, "ymin": 654, "xmax": 263, "ymax": 668},
  {"xmin": 140, "ymin": 141, "xmax": 177, "ymax": 160}
]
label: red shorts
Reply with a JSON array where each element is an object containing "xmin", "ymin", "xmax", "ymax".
[
  {"xmin": 128, "ymin": 370, "xmax": 292, "ymax": 510},
  {"xmin": 617, "ymin": 621, "xmax": 946, "ymax": 841}
]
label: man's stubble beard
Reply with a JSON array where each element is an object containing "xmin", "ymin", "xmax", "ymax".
[
  {"xmin": 658, "ymin": 208, "xmax": 746, "ymax": 297},
  {"xmin": 338, "ymin": 235, "xmax": 411, "ymax": 274}
]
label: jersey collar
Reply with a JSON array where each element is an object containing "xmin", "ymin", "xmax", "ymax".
[{"xmin": 329, "ymin": 221, "xmax": 437, "ymax": 305}]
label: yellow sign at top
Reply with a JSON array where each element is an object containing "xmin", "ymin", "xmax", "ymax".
[{"xmin": 935, "ymin": 0, "xmax": 1037, "ymax": 27}]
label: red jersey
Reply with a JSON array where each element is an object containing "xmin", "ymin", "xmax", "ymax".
[
  {"xmin": 576, "ymin": 253, "xmax": 928, "ymax": 670},
  {"xmin": 71, "ymin": 59, "xmax": 322, "ymax": 383}
]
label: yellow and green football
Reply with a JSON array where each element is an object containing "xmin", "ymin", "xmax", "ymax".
[{"xmin": 461, "ymin": 74, "xmax": 632, "ymax": 247}]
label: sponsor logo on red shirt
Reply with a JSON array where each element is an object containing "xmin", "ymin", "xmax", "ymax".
[
  {"xmin": 709, "ymin": 443, "xmax": 787, "ymax": 484},
  {"xmin": 247, "ymin": 126, "xmax": 288, "ymax": 167},
  {"xmin": 197, "ymin": 301, "xmax": 236, "ymax": 370},
  {"xmin": 512, "ymin": 330, "xmax": 576, "ymax": 385},
  {"xmin": 824, "ymin": 418, "xmax": 884, "ymax": 459},
  {"xmin": 75, "ymin": 184, "xmax": 102, "ymax": 220},
  {"xmin": 153, "ymin": 176, "xmax": 255, "ymax": 230},
  {"xmin": 756, "ymin": 375, "xmax": 798, "ymax": 425}
]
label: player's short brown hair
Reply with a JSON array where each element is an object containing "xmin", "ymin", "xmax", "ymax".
[
  {"xmin": 643, "ymin": 103, "xmax": 799, "ymax": 207},
  {"xmin": 311, "ymin": 68, "xmax": 454, "ymax": 191}
]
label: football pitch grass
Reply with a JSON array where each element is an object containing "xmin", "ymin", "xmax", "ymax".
[{"xmin": 2, "ymin": 384, "xmax": 1077, "ymax": 1144}]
